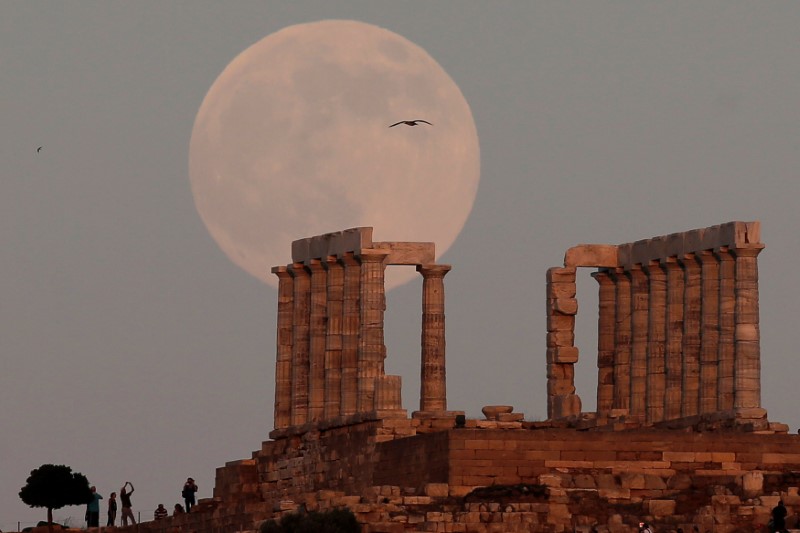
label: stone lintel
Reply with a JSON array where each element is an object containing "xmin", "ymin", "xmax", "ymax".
[
  {"xmin": 372, "ymin": 241, "xmax": 435, "ymax": 265},
  {"xmin": 563, "ymin": 244, "xmax": 619, "ymax": 268}
]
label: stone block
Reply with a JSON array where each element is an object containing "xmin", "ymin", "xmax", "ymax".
[
  {"xmin": 564, "ymin": 244, "xmax": 619, "ymax": 268},
  {"xmin": 648, "ymin": 499, "xmax": 676, "ymax": 517},
  {"xmin": 547, "ymin": 347, "xmax": 579, "ymax": 364}
]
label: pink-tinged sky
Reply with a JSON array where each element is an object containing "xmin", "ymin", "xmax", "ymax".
[{"xmin": 3, "ymin": 2, "xmax": 800, "ymax": 528}]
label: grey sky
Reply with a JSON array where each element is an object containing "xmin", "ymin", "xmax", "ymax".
[{"xmin": 2, "ymin": 2, "xmax": 799, "ymax": 528}]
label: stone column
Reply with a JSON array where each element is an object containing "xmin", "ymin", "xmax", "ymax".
[
  {"xmin": 698, "ymin": 251, "xmax": 720, "ymax": 414},
  {"xmin": 340, "ymin": 253, "xmax": 360, "ymax": 417},
  {"xmin": 272, "ymin": 266, "xmax": 293, "ymax": 430},
  {"xmin": 716, "ymin": 247, "xmax": 736, "ymax": 411},
  {"xmin": 663, "ymin": 258, "xmax": 684, "ymax": 420},
  {"xmin": 644, "ymin": 261, "xmax": 666, "ymax": 424},
  {"xmin": 289, "ymin": 262, "xmax": 311, "ymax": 426},
  {"xmin": 357, "ymin": 250, "xmax": 389, "ymax": 413},
  {"xmin": 611, "ymin": 268, "xmax": 631, "ymax": 412},
  {"xmin": 630, "ymin": 266, "xmax": 649, "ymax": 419},
  {"xmin": 307, "ymin": 260, "xmax": 327, "ymax": 423},
  {"xmin": 546, "ymin": 267, "xmax": 580, "ymax": 419},
  {"xmin": 323, "ymin": 256, "xmax": 344, "ymax": 420},
  {"xmin": 592, "ymin": 269, "xmax": 616, "ymax": 417},
  {"xmin": 417, "ymin": 264, "xmax": 451, "ymax": 413},
  {"xmin": 733, "ymin": 246, "xmax": 764, "ymax": 409},
  {"xmin": 680, "ymin": 254, "xmax": 701, "ymax": 417}
]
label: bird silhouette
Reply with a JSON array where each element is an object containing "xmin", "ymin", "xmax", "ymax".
[
  {"xmin": 37, "ymin": 146, "xmax": 42, "ymax": 153},
  {"xmin": 389, "ymin": 120, "xmax": 432, "ymax": 128}
]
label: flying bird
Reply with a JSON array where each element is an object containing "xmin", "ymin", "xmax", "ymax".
[
  {"xmin": 389, "ymin": 120, "xmax": 432, "ymax": 128},
  {"xmin": 37, "ymin": 146, "xmax": 42, "ymax": 153}
]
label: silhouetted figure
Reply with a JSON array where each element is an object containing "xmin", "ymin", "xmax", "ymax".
[
  {"xmin": 107, "ymin": 492, "xmax": 117, "ymax": 527},
  {"xmin": 182, "ymin": 477, "xmax": 198, "ymax": 512},
  {"xmin": 772, "ymin": 500, "xmax": 788, "ymax": 533},
  {"xmin": 173, "ymin": 503, "xmax": 185, "ymax": 516},
  {"xmin": 389, "ymin": 120, "xmax": 432, "ymax": 128},
  {"xmin": 120, "ymin": 482, "xmax": 136, "ymax": 526}
]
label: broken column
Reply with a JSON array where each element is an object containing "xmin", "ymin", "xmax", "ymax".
[{"xmin": 546, "ymin": 266, "xmax": 580, "ymax": 419}]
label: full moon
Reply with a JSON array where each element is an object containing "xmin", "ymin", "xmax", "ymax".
[{"xmin": 189, "ymin": 20, "xmax": 480, "ymax": 289}]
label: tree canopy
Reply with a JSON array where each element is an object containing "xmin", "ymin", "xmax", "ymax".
[{"xmin": 19, "ymin": 464, "xmax": 93, "ymax": 527}]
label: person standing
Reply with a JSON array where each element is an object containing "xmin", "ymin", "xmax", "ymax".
[
  {"xmin": 107, "ymin": 492, "xmax": 117, "ymax": 527},
  {"xmin": 85, "ymin": 486, "xmax": 102, "ymax": 528},
  {"xmin": 772, "ymin": 500, "xmax": 788, "ymax": 533},
  {"xmin": 182, "ymin": 477, "xmax": 198, "ymax": 512},
  {"xmin": 120, "ymin": 481, "xmax": 136, "ymax": 526}
]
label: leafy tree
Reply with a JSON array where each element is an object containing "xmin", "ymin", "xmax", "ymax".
[{"xmin": 19, "ymin": 464, "xmax": 93, "ymax": 533}]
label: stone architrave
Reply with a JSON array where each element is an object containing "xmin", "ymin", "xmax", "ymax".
[
  {"xmin": 716, "ymin": 247, "xmax": 736, "ymax": 411},
  {"xmin": 307, "ymin": 259, "xmax": 327, "ymax": 422},
  {"xmin": 592, "ymin": 270, "xmax": 616, "ymax": 417},
  {"xmin": 680, "ymin": 254, "xmax": 701, "ymax": 417},
  {"xmin": 340, "ymin": 253, "xmax": 361, "ymax": 417},
  {"xmin": 698, "ymin": 251, "xmax": 720, "ymax": 414},
  {"xmin": 272, "ymin": 266, "xmax": 293, "ymax": 430},
  {"xmin": 289, "ymin": 263, "xmax": 311, "ymax": 426},
  {"xmin": 644, "ymin": 261, "xmax": 666, "ymax": 424},
  {"xmin": 357, "ymin": 250, "xmax": 389, "ymax": 413},
  {"xmin": 629, "ymin": 266, "xmax": 649, "ymax": 418},
  {"xmin": 323, "ymin": 256, "xmax": 344, "ymax": 420},
  {"xmin": 663, "ymin": 258, "xmax": 684, "ymax": 421},
  {"xmin": 733, "ymin": 246, "xmax": 764, "ymax": 409},
  {"xmin": 417, "ymin": 264, "xmax": 451, "ymax": 413},
  {"xmin": 611, "ymin": 268, "xmax": 631, "ymax": 412}
]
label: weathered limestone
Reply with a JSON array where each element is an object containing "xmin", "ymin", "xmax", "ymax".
[
  {"xmin": 418, "ymin": 264, "xmax": 451, "ymax": 413},
  {"xmin": 272, "ymin": 266, "xmax": 293, "ymax": 430},
  {"xmin": 271, "ymin": 228, "xmax": 451, "ymax": 431},
  {"xmin": 546, "ymin": 221, "xmax": 766, "ymax": 427}
]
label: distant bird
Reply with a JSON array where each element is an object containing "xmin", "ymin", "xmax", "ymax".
[
  {"xmin": 37, "ymin": 146, "xmax": 42, "ymax": 153},
  {"xmin": 389, "ymin": 119, "xmax": 432, "ymax": 128}
]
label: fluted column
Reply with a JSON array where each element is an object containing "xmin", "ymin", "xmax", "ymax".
[
  {"xmin": 663, "ymin": 258, "xmax": 684, "ymax": 420},
  {"xmin": 733, "ymin": 246, "xmax": 764, "ymax": 409},
  {"xmin": 630, "ymin": 266, "xmax": 649, "ymax": 419},
  {"xmin": 357, "ymin": 250, "xmax": 389, "ymax": 413},
  {"xmin": 680, "ymin": 254, "xmax": 701, "ymax": 417},
  {"xmin": 307, "ymin": 260, "xmax": 327, "ymax": 422},
  {"xmin": 592, "ymin": 270, "xmax": 616, "ymax": 417},
  {"xmin": 340, "ymin": 253, "xmax": 360, "ymax": 417},
  {"xmin": 698, "ymin": 251, "xmax": 720, "ymax": 414},
  {"xmin": 716, "ymin": 247, "xmax": 736, "ymax": 411},
  {"xmin": 611, "ymin": 268, "xmax": 631, "ymax": 412},
  {"xmin": 417, "ymin": 264, "xmax": 451, "ymax": 412},
  {"xmin": 644, "ymin": 261, "xmax": 666, "ymax": 424},
  {"xmin": 272, "ymin": 266, "xmax": 293, "ymax": 430},
  {"xmin": 289, "ymin": 263, "xmax": 311, "ymax": 426},
  {"xmin": 323, "ymin": 256, "xmax": 344, "ymax": 420}
]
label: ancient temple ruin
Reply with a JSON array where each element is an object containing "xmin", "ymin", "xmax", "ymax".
[
  {"xmin": 270, "ymin": 227, "xmax": 454, "ymax": 433},
  {"xmin": 120, "ymin": 221, "xmax": 800, "ymax": 533},
  {"xmin": 546, "ymin": 221, "xmax": 765, "ymax": 428}
]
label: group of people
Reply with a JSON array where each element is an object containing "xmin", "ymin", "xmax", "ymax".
[{"xmin": 85, "ymin": 478, "xmax": 198, "ymax": 528}]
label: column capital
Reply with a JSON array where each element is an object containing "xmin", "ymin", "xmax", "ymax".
[
  {"xmin": 642, "ymin": 259, "xmax": 666, "ymax": 277},
  {"xmin": 591, "ymin": 268, "xmax": 614, "ymax": 284},
  {"xmin": 271, "ymin": 265, "xmax": 291, "ymax": 279},
  {"xmin": 714, "ymin": 246, "xmax": 735, "ymax": 262},
  {"xmin": 697, "ymin": 249, "xmax": 718, "ymax": 266},
  {"xmin": 678, "ymin": 252, "xmax": 701, "ymax": 268},
  {"xmin": 731, "ymin": 246, "xmax": 765, "ymax": 259},
  {"xmin": 307, "ymin": 258, "xmax": 326, "ymax": 273},
  {"xmin": 340, "ymin": 251, "xmax": 360, "ymax": 267},
  {"xmin": 323, "ymin": 255, "xmax": 341, "ymax": 269},
  {"xmin": 288, "ymin": 262, "xmax": 310, "ymax": 278},
  {"xmin": 356, "ymin": 249, "xmax": 389, "ymax": 263},
  {"xmin": 417, "ymin": 264, "xmax": 452, "ymax": 278}
]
